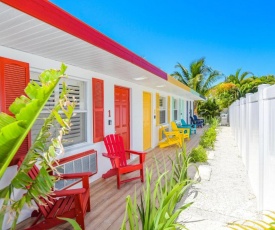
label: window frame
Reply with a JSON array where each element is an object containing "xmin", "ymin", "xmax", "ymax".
[
  {"xmin": 159, "ymin": 96, "xmax": 166, "ymax": 124},
  {"xmin": 30, "ymin": 70, "xmax": 88, "ymax": 148}
]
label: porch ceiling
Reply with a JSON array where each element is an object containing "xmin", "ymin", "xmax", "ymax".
[{"xmin": 0, "ymin": 2, "xmax": 201, "ymax": 101}]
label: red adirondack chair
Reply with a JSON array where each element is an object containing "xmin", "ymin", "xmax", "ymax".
[
  {"xmin": 102, "ymin": 134, "xmax": 146, "ymax": 189},
  {"xmin": 17, "ymin": 160, "xmax": 92, "ymax": 230}
]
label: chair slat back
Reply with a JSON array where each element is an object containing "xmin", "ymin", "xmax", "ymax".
[
  {"xmin": 104, "ymin": 134, "xmax": 127, "ymax": 168},
  {"xmin": 181, "ymin": 119, "xmax": 188, "ymax": 126},
  {"xmin": 190, "ymin": 116, "xmax": 195, "ymax": 124},
  {"xmin": 17, "ymin": 159, "xmax": 56, "ymax": 217},
  {"xmin": 171, "ymin": 121, "xmax": 179, "ymax": 131}
]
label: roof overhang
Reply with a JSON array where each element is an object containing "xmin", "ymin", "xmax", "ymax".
[{"xmin": 0, "ymin": 0, "xmax": 203, "ymax": 101}]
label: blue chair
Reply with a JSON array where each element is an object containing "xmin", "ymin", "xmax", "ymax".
[
  {"xmin": 193, "ymin": 115, "xmax": 205, "ymax": 126},
  {"xmin": 177, "ymin": 119, "xmax": 196, "ymax": 134},
  {"xmin": 190, "ymin": 116, "xmax": 203, "ymax": 128}
]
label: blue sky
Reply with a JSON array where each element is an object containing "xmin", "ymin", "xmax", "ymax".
[{"xmin": 51, "ymin": 0, "xmax": 275, "ymax": 79}]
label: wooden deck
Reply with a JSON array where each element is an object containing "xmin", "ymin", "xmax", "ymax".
[{"xmin": 16, "ymin": 127, "xmax": 206, "ymax": 230}]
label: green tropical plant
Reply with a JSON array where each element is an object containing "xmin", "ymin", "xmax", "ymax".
[
  {"xmin": 210, "ymin": 69, "xmax": 275, "ymax": 110},
  {"xmin": 121, "ymin": 169, "xmax": 192, "ymax": 230},
  {"xmin": 189, "ymin": 145, "xmax": 207, "ymax": 163},
  {"xmin": 121, "ymin": 148, "xmax": 195, "ymax": 230},
  {"xmin": 0, "ymin": 64, "xmax": 77, "ymax": 229},
  {"xmin": 240, "ymin": 75, "xmax": 275, "ymax": 96},
  {"xmin": 171, "ymin": 146, "xmax": 194, "ymax": 185}
]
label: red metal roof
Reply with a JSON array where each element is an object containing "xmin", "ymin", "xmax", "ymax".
[{"xmin": 2, "ymin": 0, "xmax": 167, "ymax": 80}]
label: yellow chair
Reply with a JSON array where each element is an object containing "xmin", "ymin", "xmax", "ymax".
[
  {"xmin": 158, "ymin": 125, "xmax": 183, "ymax": 148},
  {"xmin": 171, "ymin": 121, "xmax": 190, "ymax": 141}
]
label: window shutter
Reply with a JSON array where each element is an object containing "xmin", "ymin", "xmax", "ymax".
[
  {"xmin": 92, "ymin": 78, "xmax": 104, "ymax": 143},
  {"xmin": 156, "ymin": 93, "xmax": 160, "ymax": 126},
  {"xmin": 0, "ymin": 57, "xmax": 30, "ymax": 165},
  {"xmin": 167, "ymin": 96, "xmax": 171, "ymax": 123}
]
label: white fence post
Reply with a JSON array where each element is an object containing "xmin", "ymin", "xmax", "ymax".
[
  {"xmin": 240, "ymin": 97, "xmax": 246, "ymax": 165},
  {"xmin": 258, "ymin": 84, "xmax": 270, "ymax": 211},
  {"xmin": 246, "ymin": 91, "xmax": 260, "ymax": 207},
  {"xmin": 262, "ymin": 84, "xmax": 275, "ymax": 210},
  {"xmin": 233, "ymin": 100, "xmax": 240, "ymax": 149},
  {"xmin": 245, "ymin": 93, "xmax": 252, "ymax": 171},
  {"xmin": 231, "ymin": 102, "xmax": 236, "ymax": 132}
]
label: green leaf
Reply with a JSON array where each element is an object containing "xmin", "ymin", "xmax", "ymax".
[
  {"xmin": 58, "ymin": 217, "xmax": 82, "ymax": 230},
  {"xmin": 0, "ymin": 113, "xmax": 16, "ymax": 129}
]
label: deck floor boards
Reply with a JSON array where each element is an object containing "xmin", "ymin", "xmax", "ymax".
[{"xmin": 16, "ymin": 126, "xmax": 206, "ymax": 230}]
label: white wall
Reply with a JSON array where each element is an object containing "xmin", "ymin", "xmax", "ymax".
[
  {"xmin": 229, "ymin": 84, "xmax": 275, "ymax": 211},
  {"xmin": 0, "ymin": 46, "xmax": 194, "ymax": 228}
]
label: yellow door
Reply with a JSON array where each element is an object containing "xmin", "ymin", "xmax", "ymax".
[{"xmin": 143, "ymin": 92, "xmax": 152, "ymax": 150}]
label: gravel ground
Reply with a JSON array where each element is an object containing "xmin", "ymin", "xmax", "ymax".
[{"xmin": 177, "ymin": 126, "xmax": 260, "ymax": 230}]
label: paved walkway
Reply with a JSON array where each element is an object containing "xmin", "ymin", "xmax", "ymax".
[{"xmin": 177, "ymin": 126, "xmax": 260, "ymax": 230}]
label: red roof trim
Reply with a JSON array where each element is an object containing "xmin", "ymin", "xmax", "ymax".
[{"xmin": 2, "ymin": 0, "xmax": 167, "ymax": 80}]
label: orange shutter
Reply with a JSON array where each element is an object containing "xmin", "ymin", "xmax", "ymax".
[
  {"xmin": 156, "ymin": 93, "xmax": 160, "ymax": 126},
  {"xmin": 92, "ymin": 78, "xmax": 104, "ymax": 143},
  {"xmin": 0, "ymin": 57, "xmax": 30, "ymax": 165}
]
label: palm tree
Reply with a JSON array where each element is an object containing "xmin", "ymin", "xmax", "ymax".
[
  {"xmin": 223, "ymin": 68, "xmax": 254, "ymax": 98},
  {"xmin": 171, "ymin": 62, "xmax": 189, "ymax": 85},
  {"xmin": 225, "ymin": 68, "xmax": 253, "ymax": 85},
  {"xmin": 171, "ymin": 58, "xmax": 222, "ymax": 96}
]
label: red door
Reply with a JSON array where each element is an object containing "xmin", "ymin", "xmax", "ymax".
[{"xmin": 114, "ymin": 86, "xmax": 130, "ymax": 154}]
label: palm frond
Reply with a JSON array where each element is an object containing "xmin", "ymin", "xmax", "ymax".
[
  {"xmin": 201, "ymin": 70, "xmax": 223, "ymax": 94},
  {"xmin": 171, "ymin": 71, "xmax": 188, "ymax": 85}
]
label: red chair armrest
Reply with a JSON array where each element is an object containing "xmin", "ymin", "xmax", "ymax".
[
  {"xmin": 51, "ymin": 188, "xmax": 86, "ymax": 197},
  {"xmin": 59, "ymin": 172, "xmax": 92, "ymax": 189},
  {"xmin": 125, "ymin": 150, "xmax": 146, "ymax": 156},
  {"xmin": 60, "ymin": 172, "xmax": 93, "ymax": 179},
  {"xmin": 125, "ymin": 150, "xmax": 146, "ymax": 163}
]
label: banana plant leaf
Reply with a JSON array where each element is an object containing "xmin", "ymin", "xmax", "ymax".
[{"xmin": 0, "ymin": 63, "xmax": 67, "ymax": 178}]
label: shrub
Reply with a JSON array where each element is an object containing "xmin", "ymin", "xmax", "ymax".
[
  {"xmin": 209, "ymin": 117, "xmax": 219, "ymax": 128},
  {"xmin": 199, "ymin": 125, "xmax": 217, "ymax": 149},
  {"xmin": 197, "ymin": 98, "xmax": 221, "ymax": 122},
  {"xmin": 189, "ymin": 145, "xmax": 208, "ymax": 163}
]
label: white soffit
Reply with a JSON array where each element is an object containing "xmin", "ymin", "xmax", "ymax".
[{"xmin": 0, "ymin": 3, "xmax": 201, "ymax": 100}]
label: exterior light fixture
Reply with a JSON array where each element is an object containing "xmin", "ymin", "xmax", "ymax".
[{"xmin": 133, "ymin": 76, "xmax": 147, "ymax": 81}]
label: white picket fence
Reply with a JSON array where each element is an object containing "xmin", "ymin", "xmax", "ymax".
[{"xmin": 229, "ymin": 84, "xmax": 275, "ymax": 211}]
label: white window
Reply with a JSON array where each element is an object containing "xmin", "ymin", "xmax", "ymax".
[
  {"xmin": 159, "ymin": 96, "xmax": 166, "ymax": 124},
  {"xmin": 173, "ymin": 98, "xmax": 178, "ymax": 121},
  {"xmin": 31, "ymin": 71, "xmax": 87, "ymax": 147}
]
